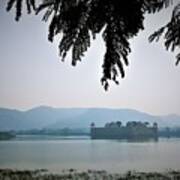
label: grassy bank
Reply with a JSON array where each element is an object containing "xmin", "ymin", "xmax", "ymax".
[{"xmin": 0, "ymin": 169, "xmax": 180, "ymax": 180}]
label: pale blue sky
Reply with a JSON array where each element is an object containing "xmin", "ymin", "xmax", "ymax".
[{"xmin": 0, "ymin": 1, "xmax": 180, "ymax": 115}]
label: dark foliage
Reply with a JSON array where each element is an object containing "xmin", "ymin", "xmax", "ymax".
[
  {"xmin": 149, "ymin": 2, "xmax": 180, "ymax": 66},
  {"xmin": 6, "ymin": 0, "xmax": 176, "ymax": 90},
  {"xmin": 6, "ymin": 0, "xmax": 36, "ymax": 21}
]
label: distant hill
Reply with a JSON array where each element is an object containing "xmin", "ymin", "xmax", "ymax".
[{"xmin": 0, "ymin": 106, "xmax": 180, "ymax": 130}]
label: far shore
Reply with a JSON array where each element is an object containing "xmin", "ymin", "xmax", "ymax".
[{"xmin": 1, "ymin": 168, "xmax": 180, "ymax": 180}]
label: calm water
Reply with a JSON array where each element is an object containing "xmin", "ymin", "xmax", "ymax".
[{"xmin": 0, "ymin": 136, "xmax": 180, "ymax": 173}]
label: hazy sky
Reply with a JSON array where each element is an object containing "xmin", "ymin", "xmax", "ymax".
[{"xmin": 0, "ymin": 1, "xmax": 180, "ymax": 115}]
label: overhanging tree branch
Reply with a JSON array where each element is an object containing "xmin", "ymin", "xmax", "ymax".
[{"xmin": 6, "ymin": 0, "xmax": 176, "ymax": 90}]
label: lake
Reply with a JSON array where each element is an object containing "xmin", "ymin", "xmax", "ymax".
[{"xmin": 0, "ymin": 136, "xmax": 180, "ymax": 173}]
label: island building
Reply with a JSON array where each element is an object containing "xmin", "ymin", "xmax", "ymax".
[{"xmin": 90, "ymin": 121, "xmax": 158, "ymax": 140}]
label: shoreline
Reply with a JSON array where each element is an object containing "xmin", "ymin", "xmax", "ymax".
[{"xmin": 1, "ymin": 168, "xmax": 180, "ymax": 180}]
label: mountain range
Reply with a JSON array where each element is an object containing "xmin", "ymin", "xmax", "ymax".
[{"xmin": 0, "ymin": 106, "xmax": 180, "ymax": 130}]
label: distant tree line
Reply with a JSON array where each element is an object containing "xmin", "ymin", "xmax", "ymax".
[
  {"xmin": 104, "ymin": 121, "xmax": 157, "ymax": 129},
  {"xmin": 16, "ymin": 128, "xmax": 90, "ymax": 136},
  {"xmin": 0, "ymin": 131, "xmax": 15, "ymax": 140},
  {"xmin": 159, "ymin": 127, "xmax": 180, "ymax": 138}
]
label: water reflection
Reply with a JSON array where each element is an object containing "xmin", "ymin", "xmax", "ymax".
[{"xmin": 0, "ymin": 137, "xmax": 180, "ymax": 173}]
